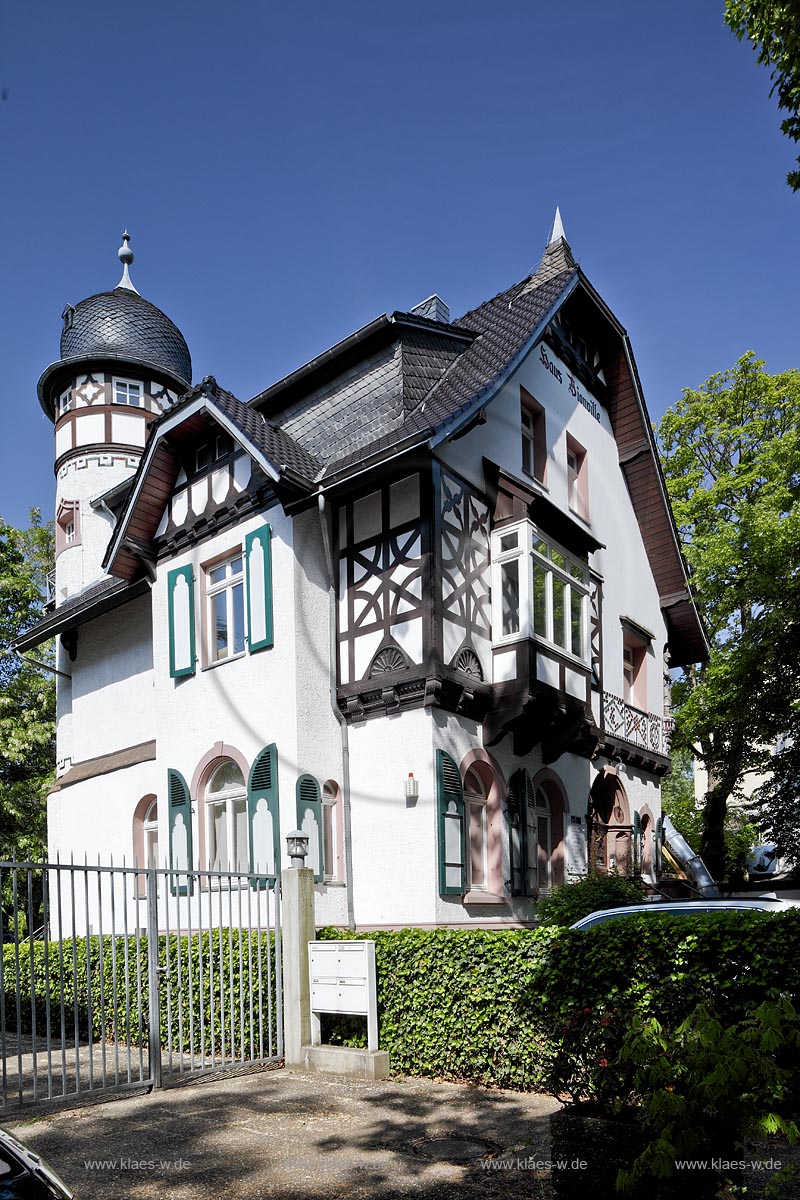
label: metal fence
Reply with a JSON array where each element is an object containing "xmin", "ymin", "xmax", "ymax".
[{"xmin": 0, "ymin": 860, "xmax": 283, "ymax": 1111}]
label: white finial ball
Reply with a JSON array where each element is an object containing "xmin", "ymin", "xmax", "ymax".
[{"xmin": 118, "ymin": 231, "xmax": 134, "ymax": 266}]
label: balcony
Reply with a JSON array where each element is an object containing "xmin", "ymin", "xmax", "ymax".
[{"xmin": 602, "ymin": 692, "xmax": 673, "ymax": 758}]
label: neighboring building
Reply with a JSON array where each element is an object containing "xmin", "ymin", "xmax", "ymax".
[{"xmin": 18, "ymin": 217, "xmax": 707, "ymax": 928}]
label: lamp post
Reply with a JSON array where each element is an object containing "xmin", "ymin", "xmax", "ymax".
[{"xmin": 286, "ymin": 829, "xmax": 309, "ymax": 869}]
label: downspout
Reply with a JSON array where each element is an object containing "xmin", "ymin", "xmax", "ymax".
[{"xmin": 317, "ymin": 493, "xmax": 356, "ymax": 930}]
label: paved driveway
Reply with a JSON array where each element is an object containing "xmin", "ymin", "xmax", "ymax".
[{"xmin": 5, "ymin": 1068, "xmax": 558, "ymax": 1199}]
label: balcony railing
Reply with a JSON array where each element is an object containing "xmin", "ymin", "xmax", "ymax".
[
  {"xmin": 603, "ymin": 692, "xmax": 673, "ymax": 757},
  {"xmin": 44, "ymin": 569, "xmax": 56, "ymax": 606}
]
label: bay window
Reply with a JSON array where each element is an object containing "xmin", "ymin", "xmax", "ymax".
[{"xmin": 491, "ymin": 521, "xmax": 589, "ymax": 662}]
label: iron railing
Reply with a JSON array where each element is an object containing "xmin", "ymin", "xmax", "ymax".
[
  {"xmin": 602, "ymin": 692, "xmax": 673, "ymax": 756},
  {"xmin": 0, "ymin": 859, "xmax": 282, "ymax": 1111}
]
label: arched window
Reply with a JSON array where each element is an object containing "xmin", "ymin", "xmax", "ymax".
[
  {"xmin": 322, "ymin": 781, "xmax": 344, "ymax": 882},
  {"xmin": 132, "ymin": 793, "xmax": 159, "ymax": 898},
  {"xmin": 464, "ymin": 767, "xmax": 488, "ymax": 890},
  {"xmin": 144, "ymin": 799, "xmax": 159, "ymax": 871},
  {"xmin": 529, "ymin": 786, "xmax": 551, "ymax": 893},
  {"xmin": 205, "ymin": 760, "xmax": 248, "ymax": 874}
]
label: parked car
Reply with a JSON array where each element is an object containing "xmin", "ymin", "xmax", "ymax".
[
  {"xmin": 0, "ymin": 1128, "xmax": 73, "ymax": 1198},
  {"xmin": 570, "ymin": 895, "xmax": 800, "ymax": 931}
]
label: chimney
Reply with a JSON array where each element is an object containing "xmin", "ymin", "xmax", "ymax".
[{"xmin": 410, "ymin": 294, "xmax": 450, "ymax": 324}]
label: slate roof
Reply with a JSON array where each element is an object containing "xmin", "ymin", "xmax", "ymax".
[
  {"xmin": 182, "ymin": 376, "xmax": 322, "ymax": 484},
  {"xmin": 298, "ymin": 238, "xmax": 579, "ymax": 480},
  {"xmin": 60, "ymin": 288, "xmax": 192, "ymax": 385},
  {"xmin": 15, "ymin": 576, "xmax": 150, "ymax": 652},
  {"xmin": 256, "ymin": 315, "xmax": 475, "ymax": 470}
]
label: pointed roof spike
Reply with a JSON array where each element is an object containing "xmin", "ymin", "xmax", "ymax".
[
  {"xmin": 116, "ymin": 230, "xmax": 140, "ymax": 295},
  {"xmin": 548, "ymin": 206, "xmax": 566, "ymax": 247}
]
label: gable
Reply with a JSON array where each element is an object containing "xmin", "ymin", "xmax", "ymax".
[{"xmin": 103, "ymin": 383, "xmax": 311, "ymax": 581}]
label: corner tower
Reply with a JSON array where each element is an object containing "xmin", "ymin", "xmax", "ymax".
[{"xmin": 37, "ymin": 233, "xmax": 192, "ymax": 603}]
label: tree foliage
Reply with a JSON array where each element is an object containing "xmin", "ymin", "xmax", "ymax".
[
  {"xmin": 0, "ymin": 511, "xmax": 55, "ymax": 867},
  {"xmin": 657, "ymin": 352, "xmax": 800, "ymax": 879},
  {"xmin": 725, "ymin": 0, "xmax": 800, "ymax": 190}
]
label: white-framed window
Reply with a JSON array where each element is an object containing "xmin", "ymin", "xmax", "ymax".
[
  {"xmin": 566, "ymin": 434, "xmax": 588, "ymax": 520},
  {"xmin": 55, "ymin": 500, "xmax": 81, "ymax": 556},
  {"xmin": 322, "ymin": 781, "xmax": 341, "ymax": 882},
  {"xmin": 169, "ymin": 528, "xmax": 273, "ymax": 680},
  {"xmin": 112, "ymin": 377, "xmax": 143, "ymax": 406},
  {"xmin": 58, "ymin": 388, "xmax": 73, "ymax": 416},
  {"xmin": 144, "ymin": 799, "xmax": 159, "ymax": 871},
  {"xmin": 206, "ymin": 552, "xmax": 245, "ymax": 663},
  {"xmin": 464, "ymin": 767, "xmax": 488, "ymax": 890},
  {"xmin": 622, "ymin": 631, "xmax": 647, "ymax": 710},
  {"xmin": 491, "ymin": 521, "xmax": 589, "ymax": 662},
  {"xmin": 196, "ymin": 434, "xmax": 233, "ymax": 475},
  {"xmin": 521, "ymin": 387, "xmax": 546, "ymax": 484},
  {"xmin": 205, "ymin": 760, "xmax": 248, "ymax": 875},
  {"xmin": 526, "ymin": 785, "xmax": 551, "ymax": 893}
]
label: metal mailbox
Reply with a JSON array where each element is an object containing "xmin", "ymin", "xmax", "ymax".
[{"xmin": 308, "ymin": 940, "xmax": 379, "ymax": 1051}]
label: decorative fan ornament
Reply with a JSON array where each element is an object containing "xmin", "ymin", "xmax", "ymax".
[
  {"xmin": 452, "ymin": 649, "xmax": 483, "ymax": 681},
  {"xmin": 370, "ymin": 646, "xmax": 406, "ymax": 676}
]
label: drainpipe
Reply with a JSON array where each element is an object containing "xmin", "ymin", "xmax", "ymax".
[{"xmin": 317, "ymin": 493, "xmax": 356, "ymax": 930}]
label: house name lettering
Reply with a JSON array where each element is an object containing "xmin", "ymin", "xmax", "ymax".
[{"xmin": 538, "ymin": 344, "xmax": 602, "ymax": 423}]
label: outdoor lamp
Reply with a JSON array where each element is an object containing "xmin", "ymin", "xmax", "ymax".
[
  {"xmin": 286, "ymin": 830, "xmax": 309, "ymax": 868},
  {"xmin": 404, "ymin": 772, "xmax": 419, "ymax": 801}
]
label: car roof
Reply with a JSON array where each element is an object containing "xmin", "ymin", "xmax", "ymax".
[{"xmin": 570, "ymin": 898, "xmax": 800, "ymax": 930}]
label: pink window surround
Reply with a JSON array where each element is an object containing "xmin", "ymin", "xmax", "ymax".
[
  {"xmin": 190, "ymin": 742, "xmax": 251, "ymax": 877},
  {"xmin": 566, "ymin": 434, "xmax": 588, "ymax": 521},
  {"xmin": 529, "ymin": 769, "xmax": 566, "ymax": 888},
  {"xmin": 322, "ymin": 779, "xmax": 345, "ymax": 883},
  {"xmin": 459, "ymin": 748, "xmax": 507, "ymax": 903},
  {"xmin": 521, "ymin": 385, "xmax": 547, "ymax": 485},
  {"xmin": 623, "ymin": 634, "xmax": 648, "ymax": 711},
  {"xmin": 55, "ymin": 500, "xmax": 81, "ymax": 557},
  {"xmin": 132, "ymin": 793, "xmax": 158, "ymax": 897}
]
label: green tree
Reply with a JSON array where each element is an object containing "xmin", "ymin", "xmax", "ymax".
[
  {"xmin": 657, "ymin": 352, "xmax": 800, "ymax": 880},
  {"xmin": 726, "ymin": 0, "xmax": 800, "ymax": 189},
  {"xmin": 0, "ymin": 510, "xmax": 55, "ymax": 870}
]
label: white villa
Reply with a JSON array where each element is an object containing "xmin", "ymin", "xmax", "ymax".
[{"xmin": 17, "ymin": 217, "xmax": 707, "ymax": 928}]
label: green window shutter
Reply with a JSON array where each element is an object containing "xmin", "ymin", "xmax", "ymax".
[
  {"xmin": 524, "ymin": 771, "xmax": 537, "ymax": 895},
  {"xmin": 506, "ymin": 770, "xmax": 527, "ymax": 897},
  {"xmin": 436, "ymin": 749, "xmax": 465, "ymax": 896},
  {"xmin": 167, "ymin": 565, "xmax": 196, "ymax": 677},
  {"xmin": 248, "ymin": 743, "xmax": 280, "ymax": 890},
  {"xmin": 245, "ymin": 526, "xmax": 273, "ymax": 653},
  {"xmin": 506, "ymin": 772, "xmax": 532, "ymax": 897},
  {"xmin": 167, "ymin": 768, "xmax": 194, "ymax": 896},
  {"xmin": 632, "ymin": 810, "xmax": 642, "ymax": 873},
  {"xmin": 296, "ymin": 775, "xmax": 323, "ymax": 883}
]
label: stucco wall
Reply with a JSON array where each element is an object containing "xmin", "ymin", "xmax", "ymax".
[
  {"xmin": 438, "ymin": 338, "xmax": 669, "ymax": 717},
  {"xmin": 70, "ymin": 593, "xmax": 155, "ymax": 762}
]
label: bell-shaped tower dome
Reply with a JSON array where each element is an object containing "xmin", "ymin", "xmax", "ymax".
[{"xmin": 38, "ymin": 233, "xmax": 192, "ymax": 603}]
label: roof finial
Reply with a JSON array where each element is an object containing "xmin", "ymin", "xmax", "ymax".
[
  {"xmin": 547, "ymin": 206, "xmax": 566, "ymax": 247},
  {"xmin": 116, "ymin": 230, "xmax": 139, "ymax": 294}
]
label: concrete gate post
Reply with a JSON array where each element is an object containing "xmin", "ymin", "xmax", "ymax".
[{"xmin": 281, "ymin": 865, "xmax": 315, "ymax": 1067}]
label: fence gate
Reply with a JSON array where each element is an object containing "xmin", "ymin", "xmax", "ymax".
[{"xmin": 0, "ymin": 860, "xmax": 283, "ymax": 1110}]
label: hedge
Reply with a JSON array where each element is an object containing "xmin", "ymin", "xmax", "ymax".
[
  {"xmin": 3, "ymin": 929, "xmax": 279, "ymax": 1062},
  {"xmin": 5, "ymin": 912, "xmax": 800, "ymax": 1091},
  {"xmin": 318, "ymin": 911, "xmax": 800, "ymax": 1088}
]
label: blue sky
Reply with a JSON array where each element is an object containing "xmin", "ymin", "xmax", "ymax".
[{"xmin": 1, "ymin": 0, "xmax": 797, "ymax": 531}]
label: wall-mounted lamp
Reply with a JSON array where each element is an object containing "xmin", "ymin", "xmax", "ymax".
[
  {"xmin": 286, "ymin": 830, "xmax": 310, "ymax": 868},
  {"xmin": 404, "ymin": 772, "xmax": 419, "ymax": 802}
]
